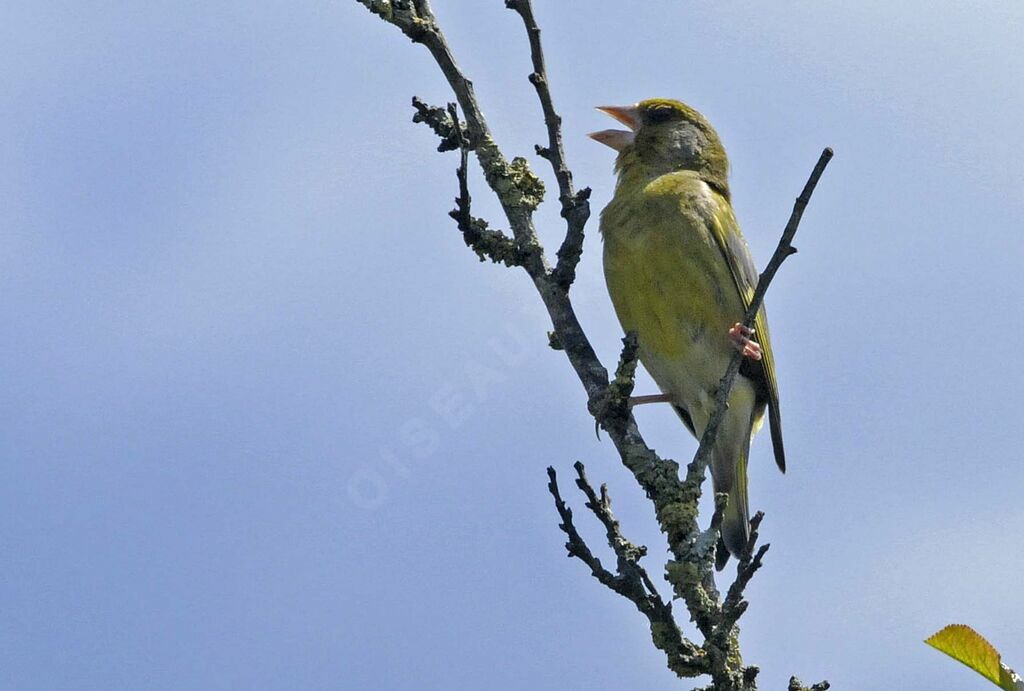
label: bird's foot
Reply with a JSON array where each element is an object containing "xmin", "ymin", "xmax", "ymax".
[
  {"xmin": 628, "ymin": 393, "xmax": 674, "ymax": 407},
  {"xmin": 728, "ymin": 323, "xmax": 762, "ymax": 361}
]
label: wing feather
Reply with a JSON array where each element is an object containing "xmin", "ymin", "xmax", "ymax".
[{"xmin": 705, "ymin": 194, "xmax": 786, "ymax": 472}]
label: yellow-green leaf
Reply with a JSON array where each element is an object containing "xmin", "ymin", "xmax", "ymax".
[{"xmin": 925, "ymin": 624, "xmax": 1021, "ymax": 690}]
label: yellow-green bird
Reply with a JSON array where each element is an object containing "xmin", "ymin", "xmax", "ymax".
[{"xmin": 590, "ymin": 98, "xmax": 785, "ymax": 569}]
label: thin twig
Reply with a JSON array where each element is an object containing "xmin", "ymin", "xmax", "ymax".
[
  {"xmin": 546, "ymin": 466, "xmax": 618, "ymax": 587},
  {"xmin": 362, "ymin": 0, "xmax": 549, "ymax": 275},
  {"xmin": 688, "ymin": 148, "xmax": 834, "ymax": 487},
  {"xmin": 547, "ymin": 465, "xmax": 705, "ymax": 677},
  {"xmin": 719, "ymin": 513, "xmax": 770, "ymax": 636},
  {"xmin": 505, "ymin": 0, "xmax": 591, "ymax": 289},
  {"xmin": 572, "ymin": 462, "xmax": 655, "ymax": 598},
  {"xmin": 447, "ymin": 103, "xmax": 525, "ymax": 266}
]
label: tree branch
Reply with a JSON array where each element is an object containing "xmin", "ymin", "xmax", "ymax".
[
  {"xmin": 360, "ymin": 0, "xmax": 549, "ymax": 277},
  {"xmin": 719, "ymin": 513, "xmax": 770, "ymax": 640},
  {"xmin": 689, "ymin": 148, "xmax": 834, "ymax": 490},
  {"xmin": 547, "ymin": 464, "xmax": 705, "ymax": 677},
  {"xmin": 355, "ymin": 3, "xmax": 834, "ymax": 688},
  {"xmin": 505, "ymin": 0, "xmax": 591, "ymax": 290},
  {"xmin": 446, "ymin": 103, "xmax": 527, "ymax": 267}
]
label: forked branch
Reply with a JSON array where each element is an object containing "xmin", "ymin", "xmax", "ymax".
[{"xmin": 355, "ymin": 2, "xmax": 832, "ymax": 688}]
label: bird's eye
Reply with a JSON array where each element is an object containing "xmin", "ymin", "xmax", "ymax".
[{"xmin": 646, "ymin": 106, "xmax": 676, "ymax": 124}]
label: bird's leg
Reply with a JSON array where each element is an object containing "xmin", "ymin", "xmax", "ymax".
[
  {"xmin": 628, "ymin": 393, "xmax": 675, "ymax": 407},
  {"xmin": 728, "ymin": 323, "xmax": 762, "ymax": 361}
]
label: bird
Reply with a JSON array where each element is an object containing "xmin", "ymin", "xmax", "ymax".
[{"xmin": 590, "ymin": 98, "xmax": 785, "ymax": 569}]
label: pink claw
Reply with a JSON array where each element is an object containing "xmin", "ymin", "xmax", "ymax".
[{"xmin": 728, "ymin": 323, "xmax": 762, "ymax": 361}]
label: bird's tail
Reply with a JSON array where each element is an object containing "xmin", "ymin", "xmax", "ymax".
[{"xmin": 711, "ymin": 401, "xmax": 755, "ymax": 571}]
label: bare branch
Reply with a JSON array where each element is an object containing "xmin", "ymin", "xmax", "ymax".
[
  {"xmin": 361, "ymin": 0, "xmax": 548, "ymax": 273},
  {"xmin": 356, "ymin": 4, "xmax": 834, "ymax": 688},
  {"xmin": 447, "ymin": 104, "xmax": 525, "ymax": 267},
  {"xmin": 689, "ymin": 148, "xmax": 834, "ymax": 487},
  {"xmin": 547, "ymin": 465, "xmax": 705, "ymax": 678},
  {"xmin": 572, "ymin": 462, "xmax": 654, "ymax": 597},
  {"xmin": 505, "ymin": 0, "xmax": 591, "ymax": 289},
  {"xmin": 718, "ymin": 513, "xmax": 770, "ymax": 637},
  {"xmin": 358, "ymin": 0, "xmax": 614, "ymax": 406},
  {"xmin": 546, "ymin": 465, "xmax": 618, "ymax": 587}
]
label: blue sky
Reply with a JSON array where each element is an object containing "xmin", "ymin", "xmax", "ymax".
[{"xmin": 2, "ymin": 2, "xmax": 1023, "ymax": 689}]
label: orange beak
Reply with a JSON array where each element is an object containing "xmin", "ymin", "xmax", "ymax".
[
  {"xmin": 588, "ymin": 104, "xmax": 639, "ymax": 152},
  {"xmin": 595, "ymin": 105, "xmax": 640, "ymax": 130}
]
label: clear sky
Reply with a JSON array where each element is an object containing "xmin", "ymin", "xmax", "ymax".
[{"xmin": 3, "ymin": 2, "xmax": 1023, "ymax": 690}]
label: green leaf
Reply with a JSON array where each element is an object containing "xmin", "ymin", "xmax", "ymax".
[{"xmin": 925, "ymin": 624, "xmax": 1023, "ymax": 691}]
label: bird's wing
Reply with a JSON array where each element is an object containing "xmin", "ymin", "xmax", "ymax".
[{"xmin": 706, "ymin": 193, "xmax": 786, "ymax": 472}]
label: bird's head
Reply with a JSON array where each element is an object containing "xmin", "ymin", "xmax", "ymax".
[{"xmin": 589, "ymin": 98, "xmax": 730, "ymax": 196}]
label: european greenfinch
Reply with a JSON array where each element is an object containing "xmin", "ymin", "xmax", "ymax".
[{"xmin": 590, "ymin": 99, "xmax": 785, "ymax": 569}]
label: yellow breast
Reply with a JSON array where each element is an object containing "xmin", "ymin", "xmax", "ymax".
[{"xmin": 601, "ymin": 174, "xmax": 741, "ymax": 365}]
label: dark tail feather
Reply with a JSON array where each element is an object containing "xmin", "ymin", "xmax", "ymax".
[
  {"xmin": 716, "ymin": 475, "xmax": 750, "ymax": 570},
  {"xmin": 769, "ymin": 402, "xmax": 786, "ymax": 473},
  {"xmin": 715, "ymin": 536, "xmax": 731, "ymax": 571},
  {"xmin": 711, "ymin": 406, "xmax": 753, "ymax": 571}
]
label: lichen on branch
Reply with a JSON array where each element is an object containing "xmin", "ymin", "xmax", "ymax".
[{"xmin": 355, "ymin": 1, "xmax": 832, "ymax": 688}]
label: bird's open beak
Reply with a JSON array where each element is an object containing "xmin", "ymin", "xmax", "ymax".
[
  {"xmin": 588, "ymin": 104, "xmax": 640, "ymax": 152},
  {"xmin": 596, "ymin": 105, "xmax": 640, "ymax": 130}
]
